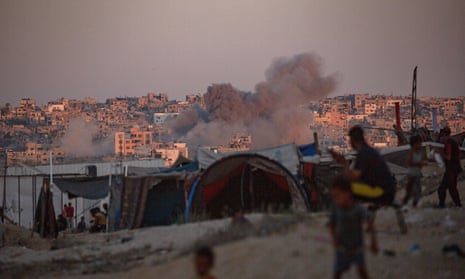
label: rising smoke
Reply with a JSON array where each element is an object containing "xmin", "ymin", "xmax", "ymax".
[
  {"xmin": 168, "ymin": 52, "xmax": 337, "ymax": 148},
  {"xmin": 60, "ymin": 118, "xmax": 113, "ymax": 157}
]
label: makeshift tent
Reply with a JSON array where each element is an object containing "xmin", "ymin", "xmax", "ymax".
[
  {"xmin": 126, "ymin": 162, "xmax": 198, "ymax": 176},
  {"xmin": 197, "ymin": 144, "xmax": 301, "ymax": 175},
  {"xmin": 34, "ymin": 182, "xmax": 58, "ymax": 238},
  {"xmin": 108, "ymin": 174, "xmax": 187, "ymax": 231},
  {"xmin": 53, "ymin": 176, "xmax": 110, "ymax": 199},
  {"xmin": 186, "ymin": 154, "xmax": 309, "ymax": 219}
]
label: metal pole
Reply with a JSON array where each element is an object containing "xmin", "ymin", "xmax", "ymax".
[
  {"xmin": 74, "ymin": 198, "xmax": 77, "ymax": 228},
  {"xmin": 17, "ymin": 176, "xmax": 20, "ymax": 226},
  {"xmin": 2, "ymin": 152, "xmax": 7, "ymax": 223},
  {"xmin": 411, "ymin": 66, "xmax": 417, "ymax": 132},
  {"xmin": 32, "ymin": 176, "xmax": 36, "ymax": 224}
]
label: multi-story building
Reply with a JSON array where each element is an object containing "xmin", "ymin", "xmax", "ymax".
[
  {"xmin": 153, "ymin": 113, "xmax": 179, "ymax": 125},
  {"xmin": 114, "ymin": 127, "xmax": 153, "ymax": 156},
  {"xmin": 444, "ymin": 99, "xmax": 459, "ymax": 118},
  {"xmin": 364, "ymin": 101, "xmax": 377, "ymax": 115},
  {"xmin": 152, "ymin": 142, "xmax": 189, "ymax": 166}
]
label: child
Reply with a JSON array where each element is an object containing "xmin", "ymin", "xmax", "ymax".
[
  {"xmin": 329, "ymin": 175, "xmax": 378, "ymax": 279},
  {"xmin": 403, "ymin": 135, "xmax": 427, "ymax": 207},
  {"xmin": 77, "ymin": 216, "xmax": 86, "ymax": 233},
  {"xmin": 194, "ymin": 246, "xmax": 216, "ymax": 279}
]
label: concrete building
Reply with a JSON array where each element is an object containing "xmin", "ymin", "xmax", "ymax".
[
  {"xmin": 364, "ymin": 101, "xmax": 377, "ymax": 115},
  {"xmin": 152, "ymin": 142, "xmax": 189, "ymax": 166},
  {"xmin": 153, "ymin": 112, "xmax": 179, "ymax": 125},
  {"xmin": 114, "ymin": 127, "xmax": 153, "ymax": 156}
]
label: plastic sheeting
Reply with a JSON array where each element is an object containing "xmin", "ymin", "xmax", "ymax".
[
  {"xmin": 53, "ymin": 176, "xmax": 110, "ymax": 199},
  {"xmin": 187, "ymin": 154, "xmax": 309, "ymax": 219},
  {"xmin": 196, "ymin": 144, "xmax": 301, "ymax": 175}
]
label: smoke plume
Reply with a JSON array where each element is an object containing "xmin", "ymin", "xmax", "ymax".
[
  {"xmin": 60, "ymin": 118, "xmax": 113, "ymax": 157},
  {"xmin": 168, "ymin": 52, "xmax": 337, "ymax": 149}
]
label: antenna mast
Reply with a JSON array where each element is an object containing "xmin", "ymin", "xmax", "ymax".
[{"xmin": 411, "ymin": 66, "xmax": 417, "ymax": 132}]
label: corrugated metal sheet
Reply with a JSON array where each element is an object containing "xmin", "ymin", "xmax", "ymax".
[{"xmin": 6, "ymin": 159, "xmax": 165, "ymax": 176}]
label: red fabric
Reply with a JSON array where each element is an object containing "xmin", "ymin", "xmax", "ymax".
[
  {"xmin": 202, "ymin": 178, "xmax": 229, "ymax": 205},
  {"xmin": 65, "ymin": 206, "xmax": 74, "ymax": 218},
  {"xmin": 202, "ymin": 164, "xmax": 245, "ymax": 205},
  {"xmin": 263, "ymin": 172, "xmax": 290, "ymax": 192},
  {"xmin": 302, "ymin": 163, "xmax": 314, "ymax": 179}
]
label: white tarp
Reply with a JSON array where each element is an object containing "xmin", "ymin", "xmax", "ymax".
[{"xmin": 196, "ymin": 144, "xmax": 301, "ymax": 175}]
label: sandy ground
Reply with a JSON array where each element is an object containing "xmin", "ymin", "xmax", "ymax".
[{"xmin": 1, "ymin": 166, "xmax": 465, "ymax": 279}]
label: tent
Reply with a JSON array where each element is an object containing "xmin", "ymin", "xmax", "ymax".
[
  {"xmin": 197, "ymin": 144, "xmax": 301, "ymax": 175},
  {"xmin": 53, "ymin": 176, "xmax": 110, "ymax": 199},
  {"xmin": 108, "ymin": 174, "xmax": 187, "ymax": 230},
  {"xmin": 186, "ymin": 154, "xmax": 309, "ymax": 219}
]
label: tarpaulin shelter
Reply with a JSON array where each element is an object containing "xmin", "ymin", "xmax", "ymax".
[
  {"xmin": 53, "ymin": 176, "xmax": 110, "ymax": 199},
  {"xmin": 186, "ymin": 154, "xmax": 309, "ymax": 219},
  {"xmin": 108, "ymin": 174, "xmax": 187, "ymax": 231},
  {"xmin": 299, "ymin": 143, "xmax": 318, "ymax": 157},
  {"xmin": 197, "ymin": 144, "xmax": 301, "ymax": 175}
]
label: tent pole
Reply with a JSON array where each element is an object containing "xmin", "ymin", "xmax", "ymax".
[
  {"xmin": 74, "ymin": 198, "xmax": 77, "ymax": 228},
  {"xmin": 249, "ymin": 166, "xmax": 254, "ymax": 211},
  {"xmin": 18, "ymin": 176, "xmax": 21, "ymax": 226},
  {"xmin": 240, "ymin": 167, "xmax": 245, "ymax": 209}
]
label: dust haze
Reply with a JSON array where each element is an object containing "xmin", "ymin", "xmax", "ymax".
[
  {"xmin": 60, "ymin": 118, "xmax": 113, "ymax": 157},
  {"xmin": 168, "ymin": 52, "xmax": 337, "ymax": 149}
]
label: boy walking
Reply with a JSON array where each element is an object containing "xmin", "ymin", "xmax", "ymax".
[
  {"xmin": 403, "ymin": 135, "xmax": 428, "ymax": 207},
  {"xmin": 194, "ymin": 246, "xmax": 216, "ymax": 279},
  {"xmin": 329, "ymin": 175, "xmax": 378, "ymax": 279}
]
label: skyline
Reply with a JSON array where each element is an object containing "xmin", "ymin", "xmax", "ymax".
[{"xmin": 1, "ymin": 0, "xmax": 464, "ymax": 106}]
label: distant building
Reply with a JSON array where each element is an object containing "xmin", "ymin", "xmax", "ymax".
[
  {"xmin": 229, "ymin": 135, "xmax": 252, "ymax": 149},
  {"xmin": 20, "ymin": 98, "xmax": 36, "ymax": 109},
  {"xmin": 152, "ymin": 142, "xmax": 189, "ymax": 166},
  {"xmin": 114, "ymin": 127, "xmax": 153, "ymax": 156},
  {"xmin": 153, "ymin": 113, "xmax": 179, "ymax": 125},
  {"xmin": 364, "ymin": 101, "xmax": 377, "ymax": 115}
]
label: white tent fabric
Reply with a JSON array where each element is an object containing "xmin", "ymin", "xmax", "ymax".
[{"xmin": 196, "ymin": 144, "xmax": 301, "ymax": 175}]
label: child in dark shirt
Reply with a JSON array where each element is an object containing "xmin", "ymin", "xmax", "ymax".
[
  {"xmin": 194, "ymin": 246, "xmax": 216, "ymax": 279},
  {"xmin": 329, "ymin": 175, "xmax": 378, "ymax": 279}
]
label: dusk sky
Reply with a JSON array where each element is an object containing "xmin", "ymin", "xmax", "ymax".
[{"xmin": 1, "ymin": 0, "xmax": 464, "ymax": 106}]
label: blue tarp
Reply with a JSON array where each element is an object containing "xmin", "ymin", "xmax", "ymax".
[
  {"xmin": 161, "ymin": 162, "xmax": 199, "ymax": 174},
  {"xmin": 298, "ymin": 143, "xmax": 317, "ymax": 157}
]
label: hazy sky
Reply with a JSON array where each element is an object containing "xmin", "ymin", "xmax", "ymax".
[{"xmin": 1, "ymin": 0, "xmax": 464, "ymax": 106}]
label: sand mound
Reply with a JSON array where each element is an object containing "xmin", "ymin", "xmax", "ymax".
[{"xmin": 0, "ymin": 224, "xmax": 51, "ymax": 250}]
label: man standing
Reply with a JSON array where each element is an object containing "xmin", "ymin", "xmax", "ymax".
[
  {"xmin": 66, "ymin": 202, "xmax": 74, "ymax": 228},
  {"xmin": 330, "ymin": 126, "xmax": 396, "ymax": 205},
  {"xmin": 438, "ymin": 127, "xmax": 462, "ymax": 208}
]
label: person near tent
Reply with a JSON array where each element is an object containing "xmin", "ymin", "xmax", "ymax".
[
  {"xmin": 89, "ymin": 208, "xmax": 106, "ymax": 233},
  {"xmin": 194, "ymin": 246, "xmax": 217, "ymax": 279},
  {"xmin": 329, "ymin": 175, "xmax": 377, "ymax": 279},
  {"xmin": 329, "ymin": 126, "xmax": 396, "ymax": 205},
  {"xmin": 438, "ymin": 127, "xmax": 462, "ymax": 208},
  {"xmin": 62, "ymin": 204, "xmax": 68, "ymax": 221},
  {"xmin": 102, "ymin": 203, "xmax": 109, "ymax": 217},
  {"xmin": 77, "ymin": 216, "xmax": 87, "ymax": 233},
  {"xmin": 403, "ymin": 135, "xmax": 428, "ymax": 207},
  {"xmin": 65, "ymin": 202, "xmax": 74, "ymax": 228},
  {"xmin": 56, "ymin": 214, "xmax": 67, "ymax": 232}
]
